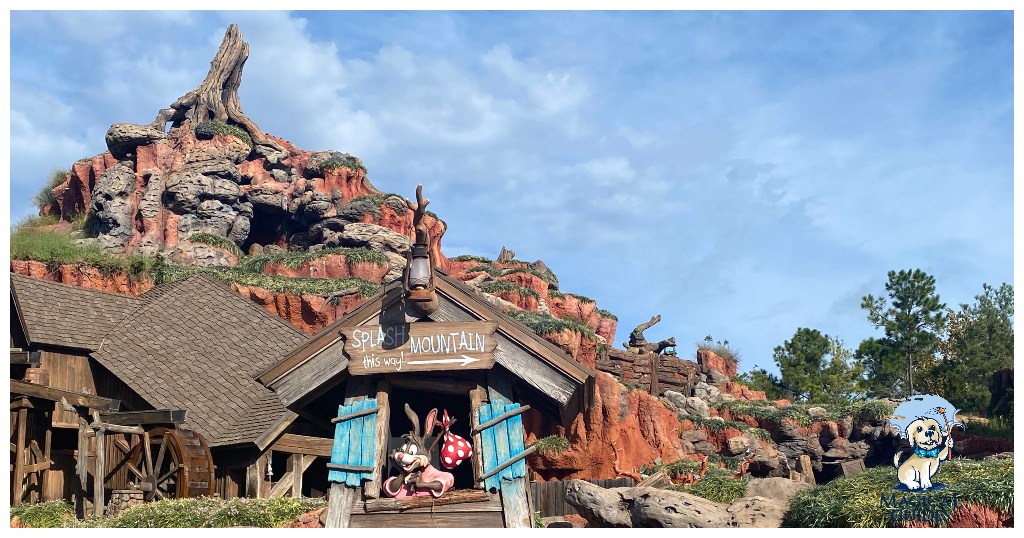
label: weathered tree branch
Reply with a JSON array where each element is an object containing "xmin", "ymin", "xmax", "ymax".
[
  {"xmin": 405, "ymin": 184, "xmax": 430, "ymax": 245},
  {"xmin": 150, "ymin": 24, "xmax": 282, "ymax": 153}
]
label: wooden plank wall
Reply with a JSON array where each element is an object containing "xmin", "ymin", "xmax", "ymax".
[
  {"xmin": 39, "ymin": 351, "xmax": 97, "ymax": 427},
  {"xmin": 529, "ymin": 478, "xmax": 636, "ymax": 518},
  {"xmin": 596, "ymin": 349, "xmax": 702, "ymax": 397}
]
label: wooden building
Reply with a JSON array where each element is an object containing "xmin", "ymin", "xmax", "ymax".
[
  {"xmin": 257, "ymin": 272, "xmax": 597, "ymax": 528},
  {"xmin": 9, "ymin": 273, "xmax": 336, "ymax": 512}
]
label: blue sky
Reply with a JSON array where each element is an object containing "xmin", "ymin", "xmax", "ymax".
[{"xmin": 7, "ymin": 11, "xmax": 1014, "ymax": 376}]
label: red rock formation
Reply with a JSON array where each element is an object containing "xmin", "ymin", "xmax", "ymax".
[
  {"xmin": 594, "ymin": 315, "xmax": 617, "ymax": 344},
  {"xmin": 259, "ymin": 254, "xmax": 389, "ymax": 282},
  {"xmin": 697, "ymin": 348, "xmax": 738, "ymax": 379},
  {"xmin": 9, "ymin": 260, "xmax": 154, "ymax": 295},
  {"xmin": 525, "ymin": 372, "xmax": 687, "ymax": 481},
  {"xmin": 230, "ymin": 283, "xmax": 367, "ymax": 334},
  {"xmin": 722, "ymin": 381, "xmax": 767, "ymax": 401},
  {"xmin": 541, "ymin": 328, "xmax": 598, "ymax": 370}
]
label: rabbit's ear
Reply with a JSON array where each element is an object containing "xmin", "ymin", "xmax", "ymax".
[
  {"xmin": 405, "ymin": 403, "xmax": 420, "ymax": 438},
  {"xmin": 424, "ymin": 408, "xmax": 438, "ymax": 438}
]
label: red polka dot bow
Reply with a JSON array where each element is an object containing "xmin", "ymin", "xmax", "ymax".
[{"xmin": 437, "ymin": 409, "xmax": 472, "ymax": 469}]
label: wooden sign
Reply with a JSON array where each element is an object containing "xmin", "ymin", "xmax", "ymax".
[{"xmin": 344, "ymin": 322, "xmax": 498, "ymax": 375}]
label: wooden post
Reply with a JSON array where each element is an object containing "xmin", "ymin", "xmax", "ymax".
[
  {"xmin": 12, "ymin": 398, "xmax": 30, "ymax": 506},
  {"xmin": 260, "ymin": 451, "xmax": 273, "ymax": 499},
  {"xmin": 324, "ymin": 377, "xmax": 373, "ymax": 528},
  {"xmin": 41, "ymin": 425, "xmax": 52, "ymax": 501},
  {"xmin": 364, "ymin": 378, "xmax": 390, "ymax": 499},
  {"xmin": 290, "ymin": 453, "xmax": 303, "ymax": 498},
  {"xmin": 649, "ymin": 353, "xmax": 660, "ymax": 396},
  {"xmin": 245, "ymin": 459, "xmax": 260, "ymax": 498},
  {"xmin": 93, "ymin": 428, "xmax": 106, "ymax": 516},
  {"xmin": 469, "ymin": 385, "xmax": 487, "ymax": 486},
  {"xmin": 486, "ymin": 369, "xmax": 533, "ymax": 528}
]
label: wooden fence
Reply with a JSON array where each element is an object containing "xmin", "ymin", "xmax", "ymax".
[{"xmin": 530, "ymin": 478, "xmax": 636, "ymax": 517}]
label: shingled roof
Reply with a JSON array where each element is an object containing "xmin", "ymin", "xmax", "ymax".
[
  {"xmin": 10, "ymin": 273, "xmax": 145, "ymax": 351},
  {"xmin": 11, "ymin": 272, "xmax": 308, "ymax": 448}
]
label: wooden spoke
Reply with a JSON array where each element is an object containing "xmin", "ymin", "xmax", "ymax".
[
  {"xmin": 156, "ymin": 463, "xmax": 180, "ymax": 487},
  {"xmin": 143, "ymin": 432, "xmax": 155, "ymax": 478},
  {"xmin": 154, "ymin": 438, "xmax": 167, "ymax": 475}
]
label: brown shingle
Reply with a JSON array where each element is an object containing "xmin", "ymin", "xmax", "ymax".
[
  {"xmin": 11, "ymin": 274, "xmax": 145, "ymax": 351},
  {"xmin": 15, "ymin": 272, "xmax": 307, "ymax": 448}
]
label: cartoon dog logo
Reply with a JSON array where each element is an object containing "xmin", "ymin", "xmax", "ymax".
[{"xmin": 888, "ymin": 394, "xmax": 962, "ymax": 491}]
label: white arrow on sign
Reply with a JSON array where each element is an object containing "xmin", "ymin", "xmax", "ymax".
[{"xmin": 406, "ymin": 355, "xmax": 479, "ymax": 367}]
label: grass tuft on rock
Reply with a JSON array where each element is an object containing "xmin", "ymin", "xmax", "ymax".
[
  {"xmin": 238, "ymin": 247, "xmax": 388, "ymax": 273},
  {"xmin": 530, "ymin": 435, "xmax": 570, "ymax": 455},
  {"xmin": 186, "ymin": 233, "xmax": 244, "ymax": 258},
  {"xmin": 672, "ymin": 473, "xmax": 748, "ymax": 504},
  {"xmin": 595, "ymin": 308, "xmax": 618, "ymax": 321},
  {"xmin": 349, "ymin": 193, "xmax": 404, "ymax": 206},
  {"xmin": 451, "ymin": 254, "xmax": 491, "ymax": 263},
  {"xmin": 32, "ymin": 170, "xmax": 69, "ymax": 210},
  {"xmin": 11, "ymin": 226, "xmax": 157, "ymax": 282},
  {"xmin": 783, "ymin": 457, "xmax": 1013, "ymax": 528},
  {"xmin": 508, "ymin": 309, "xmax": 596, "ymax": 339},
  {"xmin": 155, "ymin": 264, "xmax": 381, "ymax": 298},
  {"xmin": 481, "ymin": 280, "xmax": 541, "ymax": 300},
  {"xmin": 710, "ymin": 399, "xmax": 895, "ymax": 427},
  {"xmin": 193, "ymin": 120, "xmax": 253, "ymax": 149},
  {"xmin": 467, "ymin": 264, "xmax": 503, "ymax": 277}
]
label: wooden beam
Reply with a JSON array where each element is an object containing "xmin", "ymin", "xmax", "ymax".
[
  {"xmin": 480, "ymin": 445, "xmax": 538, "ymax": 481},
  {"xmin": 331, "ymin": 406, "xmax": 379, "ymax": 423},
  {"xmin": 98, "ymin": 409, "xmax": 186, "ymax": 426},
  {"xmin": 11, "ymin": 380, "xmax": 119, "ymax": 411},
  {"xmin": 91, "ymin": 423, "xmax": 145, "ymax": 435},
  {"xmin": 255, "ymin": 411, "xmax": 298, "ymax": 451},
  {"xmin": 473, "ymin": 405, "xmax": 531, "ymax": 435},
  {"xmin": 10, "ymin": 349, "xmax": 41, "ymax": 365},
  {"xmin": 389, "ymin": 375, "xmax": 479, "ymax": 395},
  {"xmin": 42, "ymin": 426, "xmax": 52, "ymax": 501},
  {"xmin": 363, "ymin": 489, "xmax": 491, "ymax": 513},
  {"xmin": 268, "ymin": 471, "xmax": 294, "ymax": 499},
  {"xmin": 271, "ymin": 433, "xmax": 333, "ymax": 458},
  {"xmin": 469, "ymin": 385, "xmax": 487, "ymax": 487}
]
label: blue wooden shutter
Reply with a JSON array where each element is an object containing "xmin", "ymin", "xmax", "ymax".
[
  {"xmin": 328, "ymin": 398, "xmax": 378, "ymax": 486},
  {"xmin": 478, "ymin": 400, "xmax": 527, "ymax": 491}
]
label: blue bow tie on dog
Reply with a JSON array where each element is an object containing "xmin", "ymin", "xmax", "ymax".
[{"xmin": 914, "ymin": 446, "xmax": 943, "ymax": 458}]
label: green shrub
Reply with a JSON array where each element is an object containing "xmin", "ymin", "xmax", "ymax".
[
  {"xmin": 548, "ymin": 290, "xmax": 566, "ymax": 300},
  {"xmin": 641, "ymin": 458, "xmax": 701, "ymax": 477},
  {"xmin": 186, "ymin": 233, "xmax": 244, "ymax": 258},
  {"xmin": 193, "ymin": 120, "xmax": 253, "ymax": 149},
  {"xmin": 570, "ymin": 293, "xmax": 596, "ymax": 304},
  {"xmin": 10, "ymin": 500, "xmax": 77, "ymax": 528},
  {"xmin": 595, "ymin": 308, "xmax": 618, "ymax": 321},
  {"xmin": 508, "ymin": 309, "xmax": 596, "ymax": 339},
  {"xmin": 451, "ymin": 254, "xmax": 491, "ymax": 263},
  {"xmin": 963, "ymin": 415, "xmax": 1013, "ymax": 439},
  {"xmin": 467, "ymin": 264, "xmax": 502, "ymax": 277},
  {"xmin": 783, "ymin": 457, "xmax": 1013, "ymax": 527},
  {"xmin": 238, "ymin": 247, "xmax": 388, "ymax": 273},
  {"xmin": 10, "ymin": 227, "xmax": 156, "ymax": 282},
  {"xmin": 711, "ymin": 399, "xmax": 895, "ymax": 427},
  {"xmin": 32, "ymin": 170, "xmax": 70, "ymax": 210}
]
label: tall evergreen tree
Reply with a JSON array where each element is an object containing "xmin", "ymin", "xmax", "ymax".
[
  {"xmin": 934, "ymin": 283, "xmax": 1013, "ymax": 413},
  {"xmin": 859, "ymin": 269, "xmax": 946, "ymax": 397},
  {"xmin": 773, "ymin": 328, "xmax": 864, "ymax": 403}
]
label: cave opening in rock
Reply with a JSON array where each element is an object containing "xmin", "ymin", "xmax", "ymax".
[{"xmin": 242, "ymin": 207, "xmax": 286, "ymax": 253}]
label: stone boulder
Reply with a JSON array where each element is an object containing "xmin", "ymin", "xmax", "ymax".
[
  {"xmin": 106, "ymin": 122, "xmax": 167, "ymax": 159},
  {"xmin": 692, "ymin": 382, "xmax": 722, "ymax": 403},
  {"xmin": 565, "ymin": 479, "xmax": 810, "ymax": 528}
]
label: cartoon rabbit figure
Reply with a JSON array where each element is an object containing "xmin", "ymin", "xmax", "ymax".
[{"xmin": 382, "ymin": 403, "xmax": 455, "ymax": 498}]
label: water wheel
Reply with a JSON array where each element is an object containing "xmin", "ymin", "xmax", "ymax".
[{"xmin": 128, "ymin": 427, "xmax": 214, "ymax": 500}]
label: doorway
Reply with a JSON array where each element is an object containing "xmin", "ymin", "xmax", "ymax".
[{"xmin": 386, "ymin": 387, "xmax": 476, "ymax": 491}]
